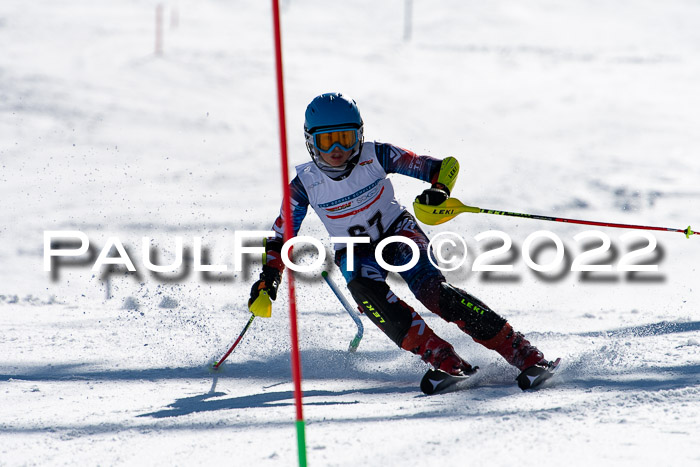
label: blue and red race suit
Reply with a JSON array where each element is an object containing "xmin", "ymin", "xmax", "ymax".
[
  {"xmin": 259, "ymin": 141, "xmax": 547, "ymax": 372},
  {"xmin": 264, "ymin": 141, "xmax": 447, "ymax": 312}
]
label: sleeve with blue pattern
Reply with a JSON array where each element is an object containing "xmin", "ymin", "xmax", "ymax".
[{"xmin": 374, "ymin": 142, "xmax": 442, "ymax": 183}]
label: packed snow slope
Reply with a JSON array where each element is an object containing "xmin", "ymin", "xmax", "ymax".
[{"xmin": 1, "ymin": 0, "xmax": 699, "ymax": 465}]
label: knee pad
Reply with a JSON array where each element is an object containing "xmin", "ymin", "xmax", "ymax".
[
  {"xmin": 347, "ymin": 277, "xmax": 413, "ymax": 347},
  {"xmin": 438, "ymin": 283, "xmax": 506, "ymax": 340}
]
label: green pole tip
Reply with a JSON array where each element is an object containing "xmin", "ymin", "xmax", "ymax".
[
  {"xmin": 295, "ymin": 419, "xmax": 308, "ymax": 467},
  {"xmin": 321, "ymin": 271, "xmax": 328, "ymax": 278}
]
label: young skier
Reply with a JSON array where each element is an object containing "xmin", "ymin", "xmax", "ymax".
[{"xmin": 249, "ymin": 92, "xmax": 557, "ymax": 390}]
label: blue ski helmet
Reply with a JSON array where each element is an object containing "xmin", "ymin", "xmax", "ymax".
[{"xmin": 304, "ymin": 92, "xmax": 364, "ymax": 179}]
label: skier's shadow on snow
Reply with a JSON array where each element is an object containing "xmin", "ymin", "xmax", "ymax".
[
  {"xmin": 138, "ymin": 348, "xmax": 423, "ymax": 419},
  {"xmin": 139, "ymin": 385, "xmax": 416, "ymax": 419}
]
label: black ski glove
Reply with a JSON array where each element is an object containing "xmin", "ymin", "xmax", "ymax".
[
  {"xmin": 415, "ymin": 183, "xmax": 450, "ymax": 206},
  {"xmin": 248, "ymin": 265, "xmax": 281, "ymax": 307}
]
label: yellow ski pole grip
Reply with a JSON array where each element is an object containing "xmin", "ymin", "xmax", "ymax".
[
  {"xmin": 249, "ymin": 287, "xmax": 272, "ymax": 318},
  {"xmin": 413, "ymin": 198, "xmax": 480, "ymax": 225}
]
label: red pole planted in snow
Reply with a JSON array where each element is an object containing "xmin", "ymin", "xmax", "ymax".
[
  {"xmin": 212, "ymin": 314, "xmax": 255, "ymax": 369},
  {"xmin": 271, "ymin": 2, "xmax": 308, "ymax": 466}
]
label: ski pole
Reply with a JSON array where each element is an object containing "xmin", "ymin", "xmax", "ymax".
[
  {"xmin": 321, "ymin": 271, "xmax": 364, "ymax": 352},
  {"xmin": 413, "ymin": 197, "xmax": 698, "ymax": 238},
  {"xmin": 212, "ymin": 313, "xmax": 255, "ymax": 370}
]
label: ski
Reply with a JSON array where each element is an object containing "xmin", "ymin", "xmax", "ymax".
[
  {"xmin": 516, "ymin": 357, "xmax": 561, "ymax": 390},
  {"xmin": 420, "ymin": 367, "xmax": 478, "ymax": 395}
]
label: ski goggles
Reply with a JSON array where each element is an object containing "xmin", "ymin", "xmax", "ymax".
[{"xmin": 313, "ymin": 129, "xmax": 358, "ymax": 153}]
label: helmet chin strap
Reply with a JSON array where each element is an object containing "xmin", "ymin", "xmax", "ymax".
[{"xmin": 312, "ymin": 150, "xmax": 361, "ymax": 180}]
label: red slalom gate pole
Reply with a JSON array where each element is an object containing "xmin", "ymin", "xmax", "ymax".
[{"xmin": 271, "ymin": 2, "xmax": 307, "ymax": 466}]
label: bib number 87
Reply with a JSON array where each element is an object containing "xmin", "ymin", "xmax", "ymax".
[{"xmin": 348, "ymin": 212, "xmax": 384, "ymax": 238}]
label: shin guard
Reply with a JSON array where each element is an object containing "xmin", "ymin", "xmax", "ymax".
[
  {"xmin": 438, "ymin": 283, "xmax": 506, "ymax": 341},
  {"xmin": 347, "ymin": 277, "xmax": 414, "ymax": 347},
  {"xmin": 346, "ymin": 277, "xmax": 473, "ymax": 375}
]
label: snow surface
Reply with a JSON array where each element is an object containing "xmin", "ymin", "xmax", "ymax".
[{"xmin": 1, "ymin": 0, "xmax": 700, "ymax": 465}]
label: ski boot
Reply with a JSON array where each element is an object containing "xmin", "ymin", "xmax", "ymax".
[
  {"xmin": 475, "ymin": 322, "xmax": 559, "ymax": 389},
  {"xmin": 402, "ymin": 324, "xmax": 476, "ymax": 376},
  {"xmin": 476, "ymin": 323, "xmax": 544, "ymax": 369},
  {"xmin": 516, "ymin": 358, "xmax": 561, "ymax": 390},
  {"xmin": 409, "ymin": 331, "xmax": 478, "ymax": 395}
]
